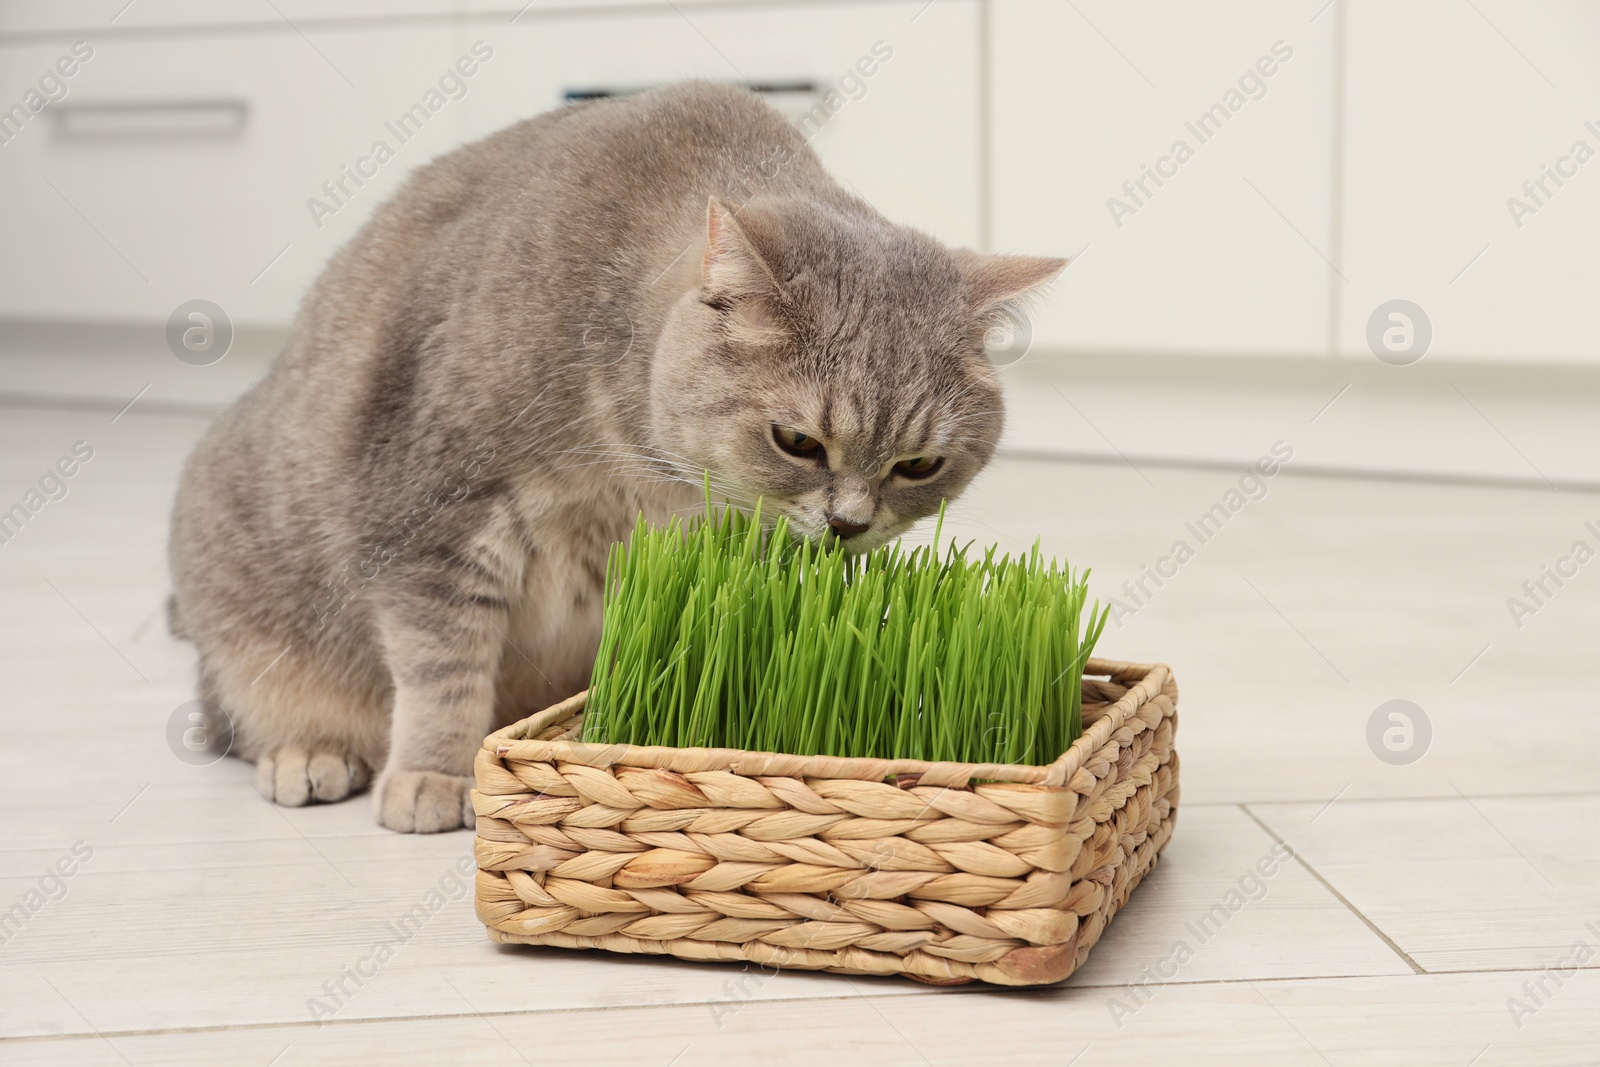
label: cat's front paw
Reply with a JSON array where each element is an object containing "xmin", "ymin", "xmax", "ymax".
[
  {"xmin": 373, "ymin": 769, "xmax": 475, "ymax": 833},
  {"xmin": 256, "ymin": 746, "xmax": 372, "ymax": 807}
]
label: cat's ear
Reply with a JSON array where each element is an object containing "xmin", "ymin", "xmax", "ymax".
[
  {"xmin": 952, "ymin": 250, "xmax": 1068, "ymax": 315},
  {"xmin": 701, "ymin": 198, "xmax": 787, "ymax": 345},
  {"xmin": 702, "ymin": 198, "xmax": 782, "ymax": 298}
]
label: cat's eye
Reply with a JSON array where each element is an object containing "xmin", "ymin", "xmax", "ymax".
[
  {"xmin": 772, "ymin": 424, "xmax": 825, "ymax": 460},
  {"xmin": 894, "ymin": 456, "xmax": 944, "ymax": 480}
]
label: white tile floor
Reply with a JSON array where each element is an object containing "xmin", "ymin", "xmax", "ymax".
[{"xmin": 1, "ymin": 396, "xmax": 1597, "ymax": 1065}]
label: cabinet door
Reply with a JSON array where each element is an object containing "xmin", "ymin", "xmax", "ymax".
[
  {"xmin": 465, "ymin": 0, "xmax": 982, "ymax": 250},
  {"xmin": 1340, "ymin": 0, "xmax": 1600, "ymax": 363},
  {"xmin": 0, "ymin": 0, "xmax": 760, "ymax": 35},
  {"xmin": 0, "ymin": 26, "xmax": 477, "ymax": 325},
  {"xmin": 0, "ymin": 3, "xmax": 980, "ymax": 328},
  {"xmin": 989, "ymin": 0, "xmax": 1336, "ymax": 357}
]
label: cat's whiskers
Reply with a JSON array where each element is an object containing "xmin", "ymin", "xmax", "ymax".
[
  {"xmin": 548, "ymin": 448, "xmax": 748, "ymax": 505},
  {"xmin": 547, "ymin": 445, "xmax": 698, "ymax": 475},
  {"xmin": 551, "ymin": 442, "xmax": 732, "ymax": 483}
]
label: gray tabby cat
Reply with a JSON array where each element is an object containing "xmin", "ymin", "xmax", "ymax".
[{"xmin": 168, "ymin": 82, "xmax": 1065, "ymax": 832}]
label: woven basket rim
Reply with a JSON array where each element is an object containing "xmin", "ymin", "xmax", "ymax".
[{"xmin": 483, "ymin": 657, "xmax": 1170, "ymax": 788}]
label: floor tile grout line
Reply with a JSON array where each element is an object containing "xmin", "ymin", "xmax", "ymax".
[
  {"xmin": 11, "ymin": 959, "xmax": 1600, "ymax": 1046},
  {"xmin": 1069, "ymin": 962, "xmax": 1600, "ymax": 989},
  {"xmin": 0, "ymin": 990, "xmax": 954, "ymax": 1045},
  {"xmin": 1188, "ymin": 788, "xmax": 1600, "ymax": 808},
  {"xmin": 1379, "ymin": 962, "xmax": 1600, "ymax": 977},
  {"xmin": 14, "ymin": 934, "xmax": 1595, "ymax": 977},
  {"xmin": 1239, "ymin": 803, "xmax": 1428, "ymax": 976}
]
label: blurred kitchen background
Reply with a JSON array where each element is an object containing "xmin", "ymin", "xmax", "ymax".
[
  {"xmin": 6, "ymin": 8, "xmax": 1600, "ymax": 1057},
  {"xmin": 2, "ymin": 0, "xmax": 1598, "ymax": 484}
]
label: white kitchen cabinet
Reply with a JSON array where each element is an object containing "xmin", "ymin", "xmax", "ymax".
[
  {"xmin": 988, "ymin": 0, "xmax": 1336, "ymax": 357},
  {"xmin": 0, "ymin": 0, "xmax": 978, "ymax": 327},
  {"xmin": 0, "ymin": 1, "xmax": 780, "ymax": 37},
  {"xmin": 464, "ymin": 0, "xmax": 982, "ymax": 251},
  {"xmin": 1339, "ymin": 0, "xmax": 1600, "ymax": 363},
  {"xmin": 0, "ymin": 2, "xmax": 451, "ymax": 35},
  {"xmin": 0, "ymin": 25, "xmax": 474, "ymax": 324}
]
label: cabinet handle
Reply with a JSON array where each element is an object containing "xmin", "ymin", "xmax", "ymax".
[
  {"xmin": 563, "ymin": 80, "xmax": 816, "ymax": 103},
  {"xmin": 51, "ymin": 99, "xmax": 249, "ymax": 140}
]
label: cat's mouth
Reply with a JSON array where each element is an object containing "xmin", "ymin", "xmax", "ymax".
[
  {"xmin": 769, "ymin": 512, "xmax": 872, "ymax": 554},
  {"xmin": 712, "ymin": 495, "xmax": 887, "ymax": 555},
  {"xmin": 819, "ymin": 527, "xmax": 877, "ymax": 555},
  {"xmin": 814, "ymin": 517, "xmax": 901, "ymax": 556}
]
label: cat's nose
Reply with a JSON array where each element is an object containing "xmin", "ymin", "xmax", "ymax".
[{"xmin": 826, "ymin": 515, "xmax": 870, "ymax": 539}]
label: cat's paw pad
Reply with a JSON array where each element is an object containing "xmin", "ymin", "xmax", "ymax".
[
  {"xmin": 256, "ymin": 746, "xmax": 371, "ymax": 807},
  {"xmin": 373, "ymin": 770, "xmax": 475, "ymax": 833}
]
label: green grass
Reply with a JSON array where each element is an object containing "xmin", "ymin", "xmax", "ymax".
[{"xmin": 579, "ymin": 502, "xmax": 1107, "ymax": 766}]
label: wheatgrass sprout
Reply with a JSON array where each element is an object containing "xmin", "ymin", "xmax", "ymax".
[{"xmin": 580, "ymin": 503, "xmax": 1107, "ymax": 767}]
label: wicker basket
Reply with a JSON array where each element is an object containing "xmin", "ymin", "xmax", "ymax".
[{"xmin": 472, "ymin": 657, "xmax": 1178, "ymax": 986}]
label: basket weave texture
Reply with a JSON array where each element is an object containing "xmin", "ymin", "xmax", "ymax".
[{"xmin": 472, "ymin": 658, "xmax": 1178, "ymax": 986}]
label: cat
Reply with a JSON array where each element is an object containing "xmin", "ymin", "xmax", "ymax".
[{"xmin": 167, "ymin": 81, "xmax": 1065, "ymax": 832}]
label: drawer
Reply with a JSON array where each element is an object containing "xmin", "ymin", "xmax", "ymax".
[
  {"xmin": 0, "ymin": 26, "xmax": 475, "ymax": 324},
  {"xmin": 0, "ymin": 1, "xmax": 979, "ymax": 328},
  {"xmin": 0, "ymin": 2, "xmax": 453, "ymax": 36},
  {"xmin": 464, "ymin": 0, "xmax": 982, "ymax": 250},
  {"xmin": 0, "ymin": 1, "xmax": 768, "ymax": 38}
]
